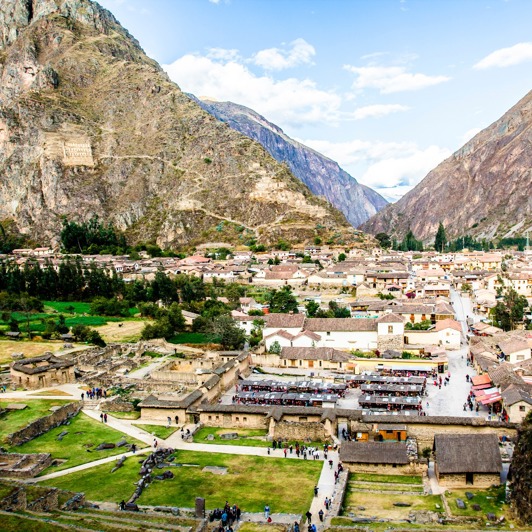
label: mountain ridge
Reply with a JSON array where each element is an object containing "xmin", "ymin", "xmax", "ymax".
[
  {"xmin": 0, "ymin": 0, "xmax": 365, "ymax": 249},
  {"xmin": 361, "ymin": 89, "xmax": 532, "ymax": 242},
  {"xmin": 190, "ymin": 96, "xmax": 388, "ymax": 227}
]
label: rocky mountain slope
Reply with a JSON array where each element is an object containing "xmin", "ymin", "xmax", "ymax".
[
  {"xmin": 191, "ymin": 97, "xmax": 388, "ymax": 227},
  {"xmin": 0, "ymin": 0, "xmax": 363, "ymax": 249},
  {"xmin": 362, "ymin": 90, "xmax": 532, "ymax": 242}
]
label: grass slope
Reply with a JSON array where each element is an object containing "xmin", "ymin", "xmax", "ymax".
[{"xmin": 11, "ymin": 412, "xmax": 144, "ymax": 472}]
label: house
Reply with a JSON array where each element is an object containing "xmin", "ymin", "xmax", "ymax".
[
  {"xmin": 10, "ymin": 354, "xmax": 75, "ymax": 390},
  {"xmin": 498, "ymin": 338, "xmax": 531, "ymax": 364},
  {"xmin": 434, "ymin": 319, "xmax": 462, "ymax": 350},
  {"xmin": 339, "ymin": 441, "xmax": 420, "ymax": 475},
  {"xmin": 279, "ymin": 346, "xmax": 351, "ymax": 371},
  {"xmin": 433, "ymin": 433, "xmax": 502, "ymax": 487},
  {"xmin": 501, "ymin": 385, "xmax": 532, "ymax": 423}
]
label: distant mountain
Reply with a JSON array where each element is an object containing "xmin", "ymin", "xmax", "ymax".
[
  {"xmin": 190, "ymin": 97, "xmax": 388, "ymax": 227},
  {"xmin": 362, "ymin": 90, "xmax": 532, "ymax": 242},
  {"xmin": 0, "ymin": 0, "xmax": 364, "ymax": 249}
]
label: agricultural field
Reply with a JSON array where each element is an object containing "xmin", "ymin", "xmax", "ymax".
[
  {"xmin": 0, "ymin": 340, "xmax": 67, "ymax": 365},
  {"xmin": 168, "ymin": 332, "xmax": 221, "ymax": 345},
  {"xmin": 41, "ymin": 450, "xmax": 322, "ymax": 513}
]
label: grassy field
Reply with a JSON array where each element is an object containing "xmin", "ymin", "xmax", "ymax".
[
  {"xmin": 107, "ymin": 411, "xmax": 141, "ymax": 420},
  {"xmin": 349, "ymin": 481, "xmax": 424, "ymax": 492},
  {"xmin": 350, "ymin": 473, "xmax": 423, "ymax": 485},
  {"xmin": 0, "ymin": 399, "xmax": 72, "ymax": 440},
  {"xmin": 342, "ymin": 490, "xmax": 443, "ymax": 520},
  {"xmin": 44, "ymin": 301, "xmax": 92, "ymax": 314},
  {"xmin": 95, "ymin": 320, "xmax": 150, "ymax": 342},
  {"xmin": 132, "ymin": 423, "xmax": 177, "ymax": 439},
  {"xmin": 168, "ymin": 332, "xmax": 221, "ymax": 345},
  {"xmin": 11, "ymin": 412, "xmax": 144, "ymax": 472},
  {"xmin": 0, "ymin": 340, "xmax": 66, "ymax": 365},
  {"xmin": 41, "ymin": 450, "xmax": 322, "ymax": 513},
  {"xmin": 193, "ymin": 427, "xmax": 270, "ymax": 447},
  {"xmin": 445, "ymin": 486, "xmax": 508, "ymax": 517}
]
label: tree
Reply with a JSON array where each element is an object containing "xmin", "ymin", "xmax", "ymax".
[
  {"xmin": 337, "ymin": 253, "xmax": 346, "ymax": 262},
  {"xmin": 305, "ymin": 300, "xmax": 320, "ymax": 317},
  {"xmin": 209, "ymin": 314, "xmax": 246, "ymax": 350},
  {"xmin": 269, "ymin": 340, "xmax": 281, "ymax": 354},
  {"xmin": 434, "ymin": 222, "xmax": 447, "ymax": 252},
  {"xmin": 268, "ymin": 286, "xmax": 298, "ymax": 314},
  {"xmin": 328, "ymin": 301, "xmax": 350, "ymax": 318},
  {"xmin": 375, "ymin": 233, "xmax": 391, "ymax": 249},
  {"xmin": 225, "ymin": 283, "xmax": 245, "ymax": 307}
]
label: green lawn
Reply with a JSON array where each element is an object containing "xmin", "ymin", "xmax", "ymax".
[
  {"xmin": 41, "ymin": 450, "xmax": 322, "ymax": 513},
  {"xmin": 193, "ymin": 427, "xmax": 270, "ymax": 447},
  {"xmin": 168, "ymin": 332, "xmax": 221, "ymax": 344},
  {"xmin": 0, "ymin": 514, "xmax": 71, "ymax": 532},
  {"xmin": 107, "ymin": 411, "xmax": 141, "ymax": 420},
  {"xmin": 350, "ymin": 481, "xmax": 424, "ymax": 492},
  {"xmin": 0, "ymin": 399, "xmax": 72, "ymax": 441},
  {"xmin": 350, "ymin": 473, "xmax": 423, "ymax": 485},
  {"xmin": 11, "ymin": 412, "xmax": 144, "ymax": 472},
  {"xmin": 132, "ymin": 423, "xmax": 177, "ymax": 439},
  {"xmin": 445, "ymin": 486, "xmax": 508, "ymax": 517}
]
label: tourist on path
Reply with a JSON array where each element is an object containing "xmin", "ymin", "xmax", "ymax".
[
  {"xmin": 264, "ymin": 504, "xmax": 270, "ymax": 519},
  {"xmin": 305, "ymin": 511, "xmax": 312, "ymax": 524},
  {"xmin": 318, "ymin": 509, "xmax": 324, "ymax": 522}
]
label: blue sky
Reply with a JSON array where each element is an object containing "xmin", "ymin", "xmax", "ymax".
[{"xmin": 98, "ymin": 0, "xmax": 532, "ymax": 201}]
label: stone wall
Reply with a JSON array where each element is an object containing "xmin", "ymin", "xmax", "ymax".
[
  {"xmin": 377, "ymin": 333, "xmax": 404, "ymax": 351},
  {"xmin": 199, "ymin": 412, "xmax": 267, "ymax": 430},
  {"xmin": 272, "ymin": 421, "xmax": 329, "ymax": 442},
  {"xmin": 0, "ymin": 482, "xmax": 83, "ymax": 513},
  {"xmin": 328, "ymin": 469, "xmax": 349, "ymax": 518},
  {"xmin": 99, "ymin": 396, "xmax": 134, "ymax": 413},
  {"xmin": 437, "ymin": 472, "xmax": 501, "ymax": 489},
  {"xmin": 344, "ymin": 461, "xmax": 426, "ymax": 476},
  {"xmin": 0, "ymin": 487, "xmax": 26, "ymax": 511},
  {"xmin": 0, "ymin": 452, "xmax": 52, "ymax": 478},
  {"xmin": 7, "ymin": 402, "xmax": 82, "ymax": 446},
  {"xmin": 140, "ymin": 407, "xmax": 188, "ymax": 424}
]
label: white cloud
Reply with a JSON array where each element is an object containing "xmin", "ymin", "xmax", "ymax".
[
  {"xmin": 352, "ymin": 104, "xmax": 409, "ymax": 120},
  {"xmin": 163, "ymin": 53, "xmax": 341, "ymax": 127},
  {"xmin": 208, "ymin": 0, "xmax": 221, "ymax": 4},
  {"xmin": 344, "ymin": 65, "xmax": 450, "ymax": 93},
  {"xmin": 302, "ymin": 138, "xmax": 450, "ymax": 191},
  {"xmin": 206, "ymin": 48, "xmax": 240, "ymax": 62},
  {"xmin": 251, "ymin": 38, "xmax": 316, "ymax": 71},
  {"xmin": 473, "ymin": 42, "xmax": 532, "ymax": 69}
]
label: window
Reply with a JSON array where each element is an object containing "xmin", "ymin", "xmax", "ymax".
[
  {"xmin": 299, "ymin": 360, "xmax": 302, "ymax": 366},
  {"xmin": 519, "ymin": 405, "xmax": 526, "ymax": 412},
  {"xmin": 327, "ymin": 331, "xmax": 331, "ymax": 336},
  {"xmin": 216, "ymin": 416, "xmax": 219, "ymax": 421},
  {"xmin": 235, "ymin": 417, "xmax": 239, "ymax": 421},
  {"xmin": 319, "ymin": 361, "xmax": 322, "ymax": 367},
  {"xmin": 339, "ymin": 362, "xmax": 342, "ymax": 368},
  {"xmin": 208, "ymin": 415, "xmax": 212, "ymax": 421},
  {"xmin": 388, "ymin": 325, "xmax": 393, "ymax": 334},
  {"xmin": 243, "ymin": 417, "xmax": 247, "ymax": 422}
]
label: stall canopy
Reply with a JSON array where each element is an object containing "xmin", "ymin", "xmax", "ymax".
[{"xmin": 471, "ymin": 374, "xmax": 492, "ymax": 386}]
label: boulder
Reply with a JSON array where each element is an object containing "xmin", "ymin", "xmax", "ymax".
[
  {"xmin": 472, "ymin": 504, "xmax": 481, "ymax": 511},
  {"xmin": 393, "ymin": 502, "xmax": 412, "ymax": 507},
  {"xmin": 95, "ymin": 443, "xmax": 116, "ymax": 451},
  {"xmin": 456, "ymin": 499, "xmax": 466, "ymax": 510},
  {"xmin": 465, "ymin": 492, "xmax": 474, "ymax": 500},
  {"xmin": 486, "ymin": 513, "xmax": 497, "ymax": 522}
]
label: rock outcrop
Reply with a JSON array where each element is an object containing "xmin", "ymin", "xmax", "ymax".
[
  {"xmin": 361, "ymin": 90, "xmax": 532, "ymax": 242},
  {"xmin": 0, "ymin": 0, "xmax": 362, "ymax": 248},
  {"xmin": 191, "ymin": 97, "xmax": 388, "ymax": 227}
]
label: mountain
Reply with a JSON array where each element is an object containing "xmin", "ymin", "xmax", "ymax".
[
  {"xmin": 191, "ymin": 97, "xmax": 388, "ymax": 228},
  {"xmin": 361, "ymin": 90, "xmax": 532, "ymax": 243},
  {"xmin": 0, "ymin": 0, "xmax": 364, "ymax": 249}
]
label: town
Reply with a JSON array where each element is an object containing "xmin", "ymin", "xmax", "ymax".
[{"xmin": 1, "ymin": 243, "xmax": 531, "ymax": 531}]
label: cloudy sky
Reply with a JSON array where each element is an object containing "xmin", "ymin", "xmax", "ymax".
[{"xmin": 98, "ymin": 0, "xmax": 532, "ymax": 202}]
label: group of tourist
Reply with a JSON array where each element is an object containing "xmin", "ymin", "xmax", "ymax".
[
  {"xmin": 209, "ymin": 501, "xmax": 241, "ymax": 530},
  {"xmin": 81, "ymin": 387, "xmax": 107, "ymax": 400}
]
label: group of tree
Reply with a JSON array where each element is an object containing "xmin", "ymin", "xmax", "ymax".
[
  {"xmin": 305, "ymin": 300, "xmax": 350, "ymax": 318},
  {"xmin": 490, "ymin": 287, "xmax": 529, "ymax": 331},
  {"xmin": 375, "ymin": 222, "xmax": 529, "ymax": 253}
]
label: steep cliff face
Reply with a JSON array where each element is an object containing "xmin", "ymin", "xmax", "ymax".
[
  {"xmin": 362, "ymin": 90, "xmax": 532, "ymax": 242},
  {"xmin": 0, "ymin": 0, "xmax": 363, "ymax": 248},
  {"xmin": 192, "ymin": 97, "xmax": 388, "ymax": 228}
]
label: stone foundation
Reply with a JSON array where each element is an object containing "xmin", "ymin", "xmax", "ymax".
[
  {"xmin": 0, "ymin": 452, "xmax": 52, "ymax": 478},
  {"xmin": 272, "ymin": 421, "xmax": 329, "ymax": 442}
]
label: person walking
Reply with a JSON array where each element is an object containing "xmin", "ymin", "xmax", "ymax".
[
  {"xmin": 167, "ymin": 416, "xmax": 171, "ymax": 427},
  {"xmin": 264, "ymin": 504, "xmax": 270, "ymax": 519},
  {"xmin": 314, "ymin": 486, "xmax": 319, "ymax": 497},
  {"xmin": 104, "ymin": 413, "xmax": 108, "ymax": 423},
  {"xmin": 305, "ymin": 511, "xmax": 312, "ymax": 524},
  {"xmin": 293, "ymin": 522, "xmax": 299, "ymax": 532},
  {"xmin": 318, "ymin": 509, "xmax": 324, "ymax": 522},
  {"xmin": 100, "ymin": 413, "xmax": 104, "ymax": 422}
]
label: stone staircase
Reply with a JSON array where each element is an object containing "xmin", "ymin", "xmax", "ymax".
[{"xmin": 81, "ymin": 399, "xmax": 100, "ymax": 411}]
